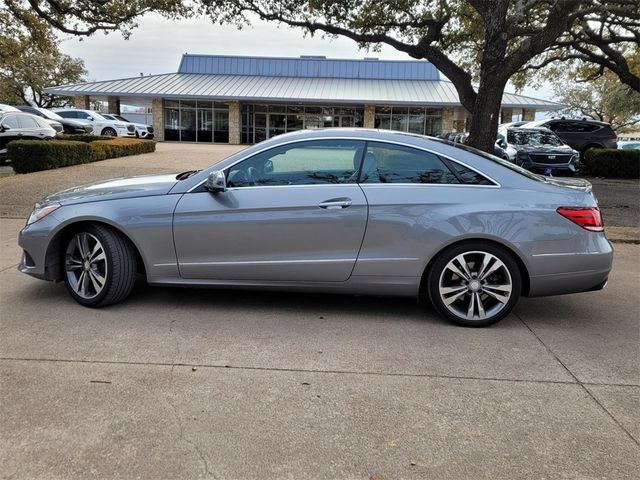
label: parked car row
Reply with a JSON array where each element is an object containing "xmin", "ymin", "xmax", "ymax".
[
  {"xmin": 0, "ymin": 104, "xmax": 154, "ymax": 165},
  {"xmin": 443, "ymin": 117, "xmax": 619, "ymax": 176}
]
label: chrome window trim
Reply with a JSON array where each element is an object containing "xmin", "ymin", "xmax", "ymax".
[{"xmin": 188, "ymin": 136, "xmax": 502, "ymax": 192}]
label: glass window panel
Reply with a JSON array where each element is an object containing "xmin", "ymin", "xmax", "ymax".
[
  {"xmin": 426, "ymin": 108, "xmax": 442, "ymax": 116},
  {"xmin": 214, "ymin": 110, "xmax": 229, "ymax": 143},
  {"xmin": 180, "ymin": 108, "xmax": 196, "ymax": 141},
  {"xmin": 181, "ymin": 100, "xmax": 196, "ymax": 109},
  {"xmin": 287, "ymin": 105, "xmax": 303, "ymax": 113},
  {"xmin": 305, "ymin": 114, "xmax": 322, "ymax": 129},
  {"xmin": 375, "ymin": 115, "xmax": 391, "ymax": 130},
  {"xmin": 409, "ymin": 107, "xmax": 424, "ymax": 115},
  {"xmin": 336, "ymin": 107, "xmax": 354, "ymax": 116},
  {"xmin": 197, "ymin": 101, "xmax": 213, "ymax": 109},
  {"xmin": 323, "ymin": 115, "xmax": 334, "ymax": 127},
  {"xmin": 391, "ymin": 114, "xmax": 408, "ymax": 132},
  {"xmin": 197, "ymin": 108, "xmax": 213, "ymax": 142},
  {"xmin": 214, "ymin": 102, "xmax": 228, "ymax": 110},
  {"xmin": 226, "ymin": 139, "xmax": 365, "ymax": 187},
  {"xmin": 376, "ymin": 106, "xmax": 392, "ymax": 114},
  {"xmin": 408, "ymin": 114, "xmax": 425, "ymax": 134},
  {"xmin": 450, "ymin": 162, "xmax": 492, "ymax": 185},
  {"xmin": 426, "ymin": 117, "xmax": 442, "ymax": 136},
  {"xmin": 286, "ymin": 114, "xmax": 304, "ymax": 131},
  {"xmin": 362, "ymin": 142, "xmax": 459, "ymax": 184},
  {"xmin": 322, "ymin": 107, "xmax": 334, "ymax": 116},
  {"xmin": 163, "ymin": 107, "xmax": 180, "ymax": 141},
  {"xmin": 305, "ymin": 106, "xmax": 322, "ymax": 114},
  {"xmin": 164, "ymin": 100, "xmax": 179, "ymax": 108},
  {"xmin": 269, "ymin": 105, "xmax": 286, "ymax": 113},
  {"xmin": 269, "ymin": 114, "xmax": 287, "ymax": 137},
  {"xmin": 254, "ymin": 104, "xmax": 269, "ymax": 112}
]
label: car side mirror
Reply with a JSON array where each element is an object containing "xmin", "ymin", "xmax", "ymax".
[
  {"xmin": 205, "ymin": 170, "xmax": 227, "ymax": 193},
  {"xmin": 0, "ymin": 124, "xmax": 8, "ymax": 132}
]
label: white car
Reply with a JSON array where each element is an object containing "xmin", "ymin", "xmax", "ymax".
[
  {"xmin": 101, "ymin": 114, "xmax": 154, "ymax": 139},
  {"xmin": 53, "ymin": 109, "xmax": 136, "ymax": 137},
  {"xmin": 0, "ymin": 104, "xmax": 21, "ymax": 112}
]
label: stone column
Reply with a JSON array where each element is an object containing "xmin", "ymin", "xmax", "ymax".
[
  {"xmin": 107, "ymin": 96, "xmax": 121, "ymax": 114},
  {"xmin": 500, "ymin": 108, "xmax": 513, "ymax": 124},
  {"xmin": 74, "ymin": 95, "xmax": 90, "ymax": 109},
  {"xmin": 441, "ymin": 107, "xmax": 455, "ymax": 133},
  {"xmin": 522, "ymin": 108, "xmax": 535, "ymax": 121},
  {"xmin": 364, "ymin": 104, "xmax": 376, "ymax": 128},
  {"xmin": 228, "ymin": 101, "xmax": 241, "ymax": 145},
  {"xmin": 151, "ymin": 98, "xmax": 164, "ymax": 141}
]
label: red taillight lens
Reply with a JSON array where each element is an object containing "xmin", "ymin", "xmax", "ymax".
[{"xmin": 557, "ymin": 207, "xmax": 604, "ymax": 232}]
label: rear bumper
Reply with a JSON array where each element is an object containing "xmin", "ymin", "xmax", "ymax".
[{"xmin": 527, "ymin": 239, "xmax": 613, "ymax": 297}]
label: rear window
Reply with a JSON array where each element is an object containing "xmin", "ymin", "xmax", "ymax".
[
  {"xmin": 507, "ymin": 129, "xmax": 563, "ymax": 146},
  {"xmin": 431, "ymin": 138, "xmax": 544, "ymax": 183}
]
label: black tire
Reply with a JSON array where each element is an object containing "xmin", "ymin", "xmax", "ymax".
[
  {"xmin": 101, "ymin": 127, "xmax": 117, "ymax": 137},
  {"xmin": 426, "ymin": 242, "xmax": 522, "ymax": 327},
  {"xmin": 63, "ymin": 224, "xmax": 137, "ymax": 307}
]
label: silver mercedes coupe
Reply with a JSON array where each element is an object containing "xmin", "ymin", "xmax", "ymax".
[{"xmin": 18, "ymin": 128, "xmax": 613, "ymax": 326}]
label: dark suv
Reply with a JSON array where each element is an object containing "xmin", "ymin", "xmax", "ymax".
[{"xmin": 526, "ymin": 118, "xmax": 617, "ymax": 160}]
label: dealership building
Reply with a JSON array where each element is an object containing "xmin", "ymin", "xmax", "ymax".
[{"xmin": 45, "ymin": 54, "xmax": 562, "ymax": 144}]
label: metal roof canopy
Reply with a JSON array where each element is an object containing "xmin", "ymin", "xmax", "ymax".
[{"xmin": 45, "ymin": 54, "xmax": 564, "ymax": 110}]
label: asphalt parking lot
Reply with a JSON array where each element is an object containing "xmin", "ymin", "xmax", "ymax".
[{"xmin": 1, "ymin": 144, "xmax": 638, "ymax": 479}]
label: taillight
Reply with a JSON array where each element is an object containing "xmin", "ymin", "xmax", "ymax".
[{"xmin": 557, "ymin": 207, "xmax": 604, "ymax": 232}]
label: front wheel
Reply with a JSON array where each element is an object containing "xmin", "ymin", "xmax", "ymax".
[
  {"xmin": 427, "ymin": 243, "xmax": 522, "ymax": 327},
  {"xmin": 63, "ymin": 225, "xmax": 137, "ymax": 307}
]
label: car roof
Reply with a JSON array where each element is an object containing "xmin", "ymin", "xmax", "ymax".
[{"xmin": 528, "ymin": 118, "xmax": 611, "ymax": 127}]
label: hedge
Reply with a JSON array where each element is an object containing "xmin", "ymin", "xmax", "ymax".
[
  {"xmin": 8, "ymin": 137, "xmax": 156, "ymax": 174},
  {"xmin": 56, "ymin": 134, "xmax": 114, "ymax": 143},
  {"xmin": 584, "ymin": 148, "xmax": 640, "ymax": 179}
]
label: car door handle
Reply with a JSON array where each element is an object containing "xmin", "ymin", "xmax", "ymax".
[{"xmin": 318, "ymin": 198, "xmax": 352, "ymax": 209}]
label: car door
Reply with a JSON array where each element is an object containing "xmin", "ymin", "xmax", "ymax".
[
  {"xmin": 173, "ymin": 139, "xmax": 368, "ymax": 282},
  {"xmin": 17, "ymin": 115, "xmax": 50, "ymax": 140}
]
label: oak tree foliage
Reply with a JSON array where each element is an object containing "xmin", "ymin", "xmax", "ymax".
[{"xmin": 5, "ymin": 0, "xmax": 638, "ymax": 152}]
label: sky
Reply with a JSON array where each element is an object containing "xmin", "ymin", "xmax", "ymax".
[{"xmin": 57, "ymin": 13, "xmax": 555, "ymax": 110}]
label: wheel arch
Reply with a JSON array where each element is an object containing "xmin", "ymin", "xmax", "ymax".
[
  {"xmin": 419, "ymin": 237, "xmax": 531, "ymax": 297},
  {"xmin": 43, "ymin": 219, "xmax": 147, "ymax": 282}
]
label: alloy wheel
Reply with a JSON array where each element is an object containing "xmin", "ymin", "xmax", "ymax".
[
  {"xmin": 438, "ymin": 250, "xmax": 513, "ymax": 321},
  {"xmin": 65, "ymin": 232, "xmax": 108, "ymax": 300}
]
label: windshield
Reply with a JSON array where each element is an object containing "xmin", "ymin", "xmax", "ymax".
[
  {"xmin": 114, "ymin": 115, "xmax": 129, "ymax": 122},
  {"xmin": 430, "ymin": 138, "xmax": 544, "ymax": 182},
  {"xmin": 36, "ymin": 108, "xmax": 63, "ymax": 121},
  {"xmin": 507, "ymin": 129, "xmax": 564, "ymax": 146}
]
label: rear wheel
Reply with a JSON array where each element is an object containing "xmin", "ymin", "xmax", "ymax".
[
  {"xmin": 427, "ymin": 242, "xmax": 522, "ymax": 327},
  {"xmin": 63, "ymin": 225, "xmax": 137, "ymax": 307},
  {"xmin": 101, "ymin": 127, "xmax": 117, "ymax": 137}
]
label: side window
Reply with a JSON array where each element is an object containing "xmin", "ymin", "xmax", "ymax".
[
  {"xmin": 17, "ymin": 115, "xmax": 40, "ymax": 129},
  {"xmin": 553, "ymin": 121, "xmax": 574, "ymax": 132},
  {"xmin": 56, "ymin": 111, "xmax": 74, "ymax": 119},
  {"xmin": 1, "ymin": 115, "xmax": 21, "ymax": 129},
  {"xmin": 226, "ymin": 139, "xmax": 365, "ymax": 187},
  {"xmin": 449, "ymin": 162, "xmax": 494, "ymax": 185},
  {"xmin": 362, "ymin": 142, "xmax": 459, "ymax": 184}
]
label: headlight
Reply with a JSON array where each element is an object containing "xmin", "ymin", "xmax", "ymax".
[{"xmin": 27, "ymin": 203, "xmax": 60, "ymax": 226}]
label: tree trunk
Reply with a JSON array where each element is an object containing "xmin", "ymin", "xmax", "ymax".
[{"xmin": 465, "ymin": 76, "xmax": 507, "ymax": 153}]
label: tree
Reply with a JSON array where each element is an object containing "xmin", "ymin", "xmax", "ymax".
[
  {"xmin": 552, "ymin": 71, "xmax": 640, "ymax": 131},
  {"xmin": 5, "ymin": 1, "xmax": 639, "ymax": 152},
  {"xmin": 0, "ymin": 9, "xmax": 87, "ymax": 107}
]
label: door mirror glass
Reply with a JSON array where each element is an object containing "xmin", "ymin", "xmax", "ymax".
[
  {"xmin": 205, "ymin": 170, "xmax": 227, "ymax": 192},
  {"xmin": 0, "ymin": 124, "xmax": 8, "ymax": 132}
]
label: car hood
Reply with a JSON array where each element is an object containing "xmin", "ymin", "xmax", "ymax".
[
  {"xmin": 39, "ymin": 174, "xmax": 179, "ymax": 206},
  {"xmin": 515, "ymin": 144, "xmax": 576, "ymax": 154}
]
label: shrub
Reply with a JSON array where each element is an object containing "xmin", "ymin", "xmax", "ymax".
[
  {"xmin": 8, "ymin": 137, "xmax": 156, "ymax": 174},
  {"xmin": 56, "ymin": 134, "xmax": 114, "ymax": 143},
  {"xmin": 8, "ymin": 140, "xmax": 93, "ymax": 174},
  {"xmin": 584, "ymin": 148, "xmax": 639, "ymax": 179}
]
